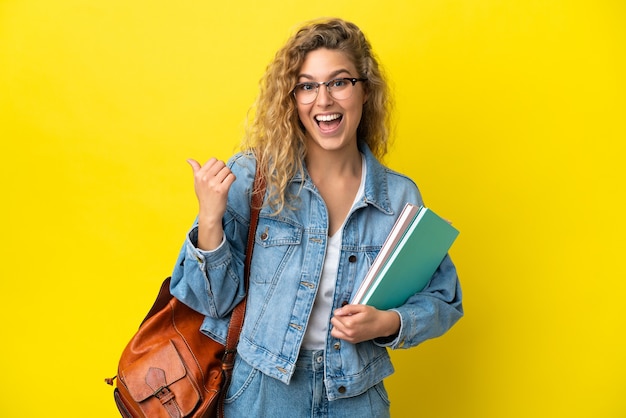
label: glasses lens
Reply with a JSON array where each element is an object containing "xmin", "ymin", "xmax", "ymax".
[
  {"xmin": 328, "ymin": 79, "xmax": 353, "ymax": 101},
  {"xmin": 294, "ymin": 83, "xmax": 317, "ymax": 104}
]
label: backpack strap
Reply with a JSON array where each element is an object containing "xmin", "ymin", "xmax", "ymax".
[{"xmin": 219, "ymin": 162, "xmax": 266, "ymax": 416}]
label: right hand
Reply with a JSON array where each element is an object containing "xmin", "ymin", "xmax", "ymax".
[{"xmin": 187, "ymin": 158, "xmax": 236, "ymax": 250}]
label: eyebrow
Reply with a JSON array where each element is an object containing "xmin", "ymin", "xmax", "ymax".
[{"xmin": 297, "ymin": 69, "xmax": 353, "ymax": 81}]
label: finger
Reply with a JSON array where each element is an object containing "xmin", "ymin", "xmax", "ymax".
[
  {"xmin": 330, "ymin": 319, "xmax": 346, "ymax": 336},
  {"xmin": 334, "ymin": 304, "xmax": 365, "ymax": 317},
  {"xmin": 331, "ymin": 313, "xmax": 355, "ymax": 330},
  {"xmin": 203, "ymin": 158, "xmax": 225, "ymax": 177},
  {"xmin": 222, "ymin": 169, "xmax": 236, "ymax": 187},
  {"xmin": 187, "ymin": 158, "xmax": 202, "ymax": 173},
  {"xmin": 330, "ymin": 326, "xmax": 345, "ymax": 340},
  {"xmin": 331, "ymin": 323, "xmax": 358, "ymax": 343},
  {"xmin": 214, "ymin": 165, "xmax": 236, "ymax": 185}
]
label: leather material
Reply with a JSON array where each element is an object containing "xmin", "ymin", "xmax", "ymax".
[
  {"xmin": 115, "ymin": 281, "xmax": 224, "ymax": 418},
  {"xmin": 109, "ymin": 167, "xmax": 265, "ymax": 418}
]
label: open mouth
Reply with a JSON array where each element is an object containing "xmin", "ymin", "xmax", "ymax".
[{"xmin": 315, "ymin": 113, "xmax": 343, "ymax": 132}]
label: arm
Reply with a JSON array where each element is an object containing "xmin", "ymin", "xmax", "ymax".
[{"xmin": 170, "ymin": 155, "xmax": 255, "ymax": 318}]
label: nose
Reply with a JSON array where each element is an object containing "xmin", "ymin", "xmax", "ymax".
[{"xmin": 315, "ymin": 84, "xmax": 334, "ymax": 106}]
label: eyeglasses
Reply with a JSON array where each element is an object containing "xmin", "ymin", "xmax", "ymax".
[{"xmin": 292, "ymin": 78, "xmax": 367, "ymax": 104}]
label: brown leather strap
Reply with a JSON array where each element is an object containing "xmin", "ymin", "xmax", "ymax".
[
  {"xmin": 224, "ymin": 163, "xmax": 265, "ymax": 353},
  {"xmin": 146, "ymin": 367, "xmax": 182, "ymax": 418},
  {"xmin": 154, "ymin": 387, "xmax": 181, "ymax": 418},
  {"xmin": 140, "ymin": 277, "xmax": 173, "ymax": 326},
  {"xmin": 219, "ymin": 162, "xmax": 265, "ymax": 417}
]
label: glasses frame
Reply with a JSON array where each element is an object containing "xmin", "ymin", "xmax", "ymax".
[{"xmin": 292, "ymin": 77, "xmax": 368, "ymax": 104}]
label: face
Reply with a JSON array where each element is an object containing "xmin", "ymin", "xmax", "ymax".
[{"xmin": 295, "ymin": 48, "xmax": 367, "ymax": 154}]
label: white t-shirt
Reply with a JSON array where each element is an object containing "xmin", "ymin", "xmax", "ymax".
[{"xmin": 301, "ymin": 155, "xmax": 366, "ymax": 350}]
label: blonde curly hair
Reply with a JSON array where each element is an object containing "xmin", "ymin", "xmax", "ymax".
[{"xmin": 242, "ymin": 18, "xmax": 393, "ymax": 213}]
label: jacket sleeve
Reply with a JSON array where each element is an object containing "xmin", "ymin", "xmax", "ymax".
[
  {"xmin": 375, "ymin": 253, "xmax": 463, "ymax": 349},
  {"xmin": 169, "ymin": 221, "xmax": 247, "ymax": 318}
]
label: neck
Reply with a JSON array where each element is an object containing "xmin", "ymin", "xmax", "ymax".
[{"xmin": 305, "ymin": 144, "xmax": 362, "ymax": 182}]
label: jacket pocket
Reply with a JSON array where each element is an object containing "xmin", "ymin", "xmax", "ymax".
[{"xmin": 251, "ymin": 216, "xmax": 303, "ymax": 284}]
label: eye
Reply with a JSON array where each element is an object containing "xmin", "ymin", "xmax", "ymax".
[
  {"xmin": 296, "ymin": 83, "xmax": 317, "ymax": 92},
  {"xmin": 331, "ymin": 79, "xmax": 348, "ymax": 88}
]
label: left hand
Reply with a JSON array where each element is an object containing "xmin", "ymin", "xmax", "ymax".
[{"xmin": 330, "ymin": 304, "xmax": 400, "ymax": 344}]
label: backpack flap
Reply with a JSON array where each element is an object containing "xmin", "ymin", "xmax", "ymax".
[{"xmin": 120, "ymin": 340, "xmax": 200, "ymax": 416}]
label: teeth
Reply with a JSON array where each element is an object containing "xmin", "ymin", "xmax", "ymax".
[{"xmin": 316, "ymin": 114, "xmax": 341, "ymax": 122}]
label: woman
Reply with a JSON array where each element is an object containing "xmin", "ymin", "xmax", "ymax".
[{"xmin": 171, "ymin": 18, "xmax": 463, "ymax": 417}]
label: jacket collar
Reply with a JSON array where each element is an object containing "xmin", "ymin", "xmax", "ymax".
[{"xmin": 359, "ymin": 141, "xmax": 393, "ymax": 215}]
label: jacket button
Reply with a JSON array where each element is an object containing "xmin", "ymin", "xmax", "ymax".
[
  {"xmin": 348, "ymin": 255, "xmax": 357, "ymax": 262},
  {"xmin": 338, "ymin": 386, "xmax": 347, "ymax": 394},
  {"xmin": 333, "ymin": 342, "xmax": 341, "ymax": 350},
  {"xmin": 260, "ymin": 232, "xmax": 268, "ymax": 240},
  {"xmin": 341, "ymin": 300, "xmax": 349, "ymax": 307}
]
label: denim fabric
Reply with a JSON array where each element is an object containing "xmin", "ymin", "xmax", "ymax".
[
  {"xmin": 224, "ymin": 351, "xmax": 390, "ymax": 418},
  {"xmin": 170, "ymin": 142, "xmax": 463, "ymax": 401}
]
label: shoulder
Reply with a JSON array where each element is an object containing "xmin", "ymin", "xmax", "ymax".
[
  {"xmin": 227, "ymin": 151, "xmax": 256, "ymax": 178},
  {"xmin": 382, "ymin": 165, "xmax": 419, "ymax": 191},
  {"xmin": 226, "ymin": 152, "xmax": 257, "ymax": 191},
  {"xmin": 224, "ymin": 152, "xmax": 257, "ymax": 219},
  {"xmin": 364, "ymin": 153, "xmax": 423, "ymax": 210},
  {"xmin": 383, "ymin": 165, "xmax": 424, "ymax": 207}
]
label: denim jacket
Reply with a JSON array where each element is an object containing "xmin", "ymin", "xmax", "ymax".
[{"xmin": 170, "ymin": 142, "xmax": 463, "ymax": 401}]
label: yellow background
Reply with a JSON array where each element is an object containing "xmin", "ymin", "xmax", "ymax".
[{"xmin": 1, "ymin": 0, "xmax": 625, "ymax": 417}]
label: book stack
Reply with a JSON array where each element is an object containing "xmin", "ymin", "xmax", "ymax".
[{"xmin": 351, "ymin": 204, "xmax": 459, "ymax": 310}]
